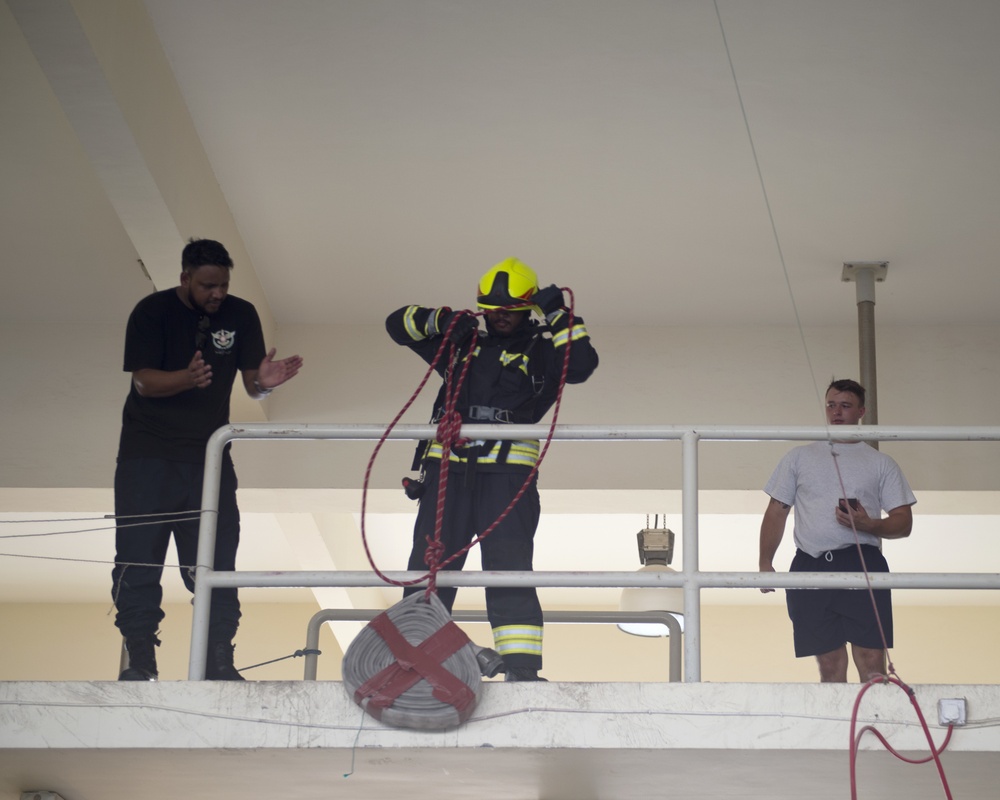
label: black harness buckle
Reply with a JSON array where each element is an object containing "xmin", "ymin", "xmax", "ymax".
[{"xmin": 468, "ymin": 405, "xmax": 512, "ymax": 423}]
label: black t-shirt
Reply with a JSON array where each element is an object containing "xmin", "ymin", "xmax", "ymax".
[{"xmin": 117, "ymin": 289, "xmax": 266, "ymax": 463}]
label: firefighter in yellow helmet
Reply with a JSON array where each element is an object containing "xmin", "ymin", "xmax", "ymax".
[{"xmin": 386, "ymin": 258, "xmax": 599, "ymax": 681}]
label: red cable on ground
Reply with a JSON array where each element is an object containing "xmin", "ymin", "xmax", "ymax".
[{"xmin": 848, "ymin": 674, "xmax": 954, "ymax": 799}]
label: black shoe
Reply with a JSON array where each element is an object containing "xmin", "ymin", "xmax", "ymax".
[
  {"xmin": 119, "ymin": 634, "xmax": 160, "ymax": 681},
  {"xmin": 504, "ymin": 667, "xmax": 547, "ymax": 682},
  {"xmin": 205, "ymin": 641, "xmax": 246, "ymax": 681}
]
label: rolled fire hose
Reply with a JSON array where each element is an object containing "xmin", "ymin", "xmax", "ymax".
[{"xmin": 342, "ymin": 592, "xmax": 487, "ymax": 730}]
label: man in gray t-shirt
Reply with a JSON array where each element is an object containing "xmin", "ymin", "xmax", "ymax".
[{"xmin": 759, "ymin": 379, "xmax": 916, "ymax": 682}]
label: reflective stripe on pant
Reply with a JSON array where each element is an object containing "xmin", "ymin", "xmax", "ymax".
[{"xmin": 404, "ymin": 463, "xmax": 543, "ymax": 670}]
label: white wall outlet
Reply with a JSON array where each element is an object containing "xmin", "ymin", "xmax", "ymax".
[{"xmin": 937, "ymin": 697, "xmax": 967, "ymax": 726}]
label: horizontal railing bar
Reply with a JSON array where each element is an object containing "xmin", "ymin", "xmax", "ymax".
[
  {"xmin": 216, "ymin": 422, "xmax": 1000, "ymax": 443},
  {"xmin": 198, "ymin": 569, "xmax": 1000, "ymax": 591}
]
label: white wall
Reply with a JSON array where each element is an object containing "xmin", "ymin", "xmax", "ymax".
[
  {"xmin": 6, "ymin": 320, "xmax": 993, "ymax": 490},
  {"xmin": 1, "ymin": 601, "xmax": 996, "ymax": 684}
]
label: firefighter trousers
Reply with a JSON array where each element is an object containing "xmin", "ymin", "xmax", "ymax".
[{"xmin": 404, "ymin": 462, "xmax": 543, "ymax": 669}]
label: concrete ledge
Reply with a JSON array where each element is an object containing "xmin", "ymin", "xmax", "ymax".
[
  {"xmin": 2, "ymin": 681, "xmax": 997, "ymax": 751},
  {"xmin": 2, "ymin": 682, "xmax": 998, "ymax": 800}
]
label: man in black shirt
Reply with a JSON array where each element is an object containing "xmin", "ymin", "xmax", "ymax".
[{"xmin": 112, "ymin": 238, "xmax": 302, "ymax": 680}]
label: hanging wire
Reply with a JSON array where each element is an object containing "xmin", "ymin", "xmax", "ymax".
[
  {"xmin": 0, "ymin": 514, "xmax": 204, "ymax": 539},
  {"xmin": 714, "ymin": 0, "xmax": 896, "ymax": 664},
  {"xmin": 714, "ymin": 3, "xmax": 952, "ymax": 795},
  {"xmin": 0, "ymin": 510, "xmax": 204, "ymax": 524},
  {"xmin": 0, "ymin": 511, "xmax": 205, "ymax": 585},
  {"xmin": 713, "ymin": 0, "xmax": 824, "ymax": 418},
  {"xmin": 237, "ymin": 648, "xmax": 322, "ymax": 674}
]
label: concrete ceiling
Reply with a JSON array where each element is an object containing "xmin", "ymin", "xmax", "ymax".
[
  {"xmin": 4, "ymin": 0, "xmax": 1000, "ymax": 331},
  {"xmin": 3, "ymin": 1, "xmax": 1000, "ymax": 798}
]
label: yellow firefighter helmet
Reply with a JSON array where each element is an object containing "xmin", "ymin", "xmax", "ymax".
[{"xmin": 476, "ymin": 258, "xmax": 539, "ymax": 312}]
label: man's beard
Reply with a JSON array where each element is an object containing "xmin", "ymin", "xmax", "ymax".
[{"xmin": 188, "ymin": 292, "xmax": 220, "ymax": 317}]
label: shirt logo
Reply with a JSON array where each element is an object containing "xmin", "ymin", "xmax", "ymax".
[{"xmin": 211, "ymin": 329, "xmax": 236, "ymax": 351}]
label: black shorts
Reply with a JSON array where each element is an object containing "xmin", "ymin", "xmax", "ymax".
[{"xmin": 786, "ymin": 544, "xmax": 892, "ymax": 658}]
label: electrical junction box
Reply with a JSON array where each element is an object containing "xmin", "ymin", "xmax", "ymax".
[{"xmin": 937, "ymin": 697, "xmax": 967, "ymax": 726}]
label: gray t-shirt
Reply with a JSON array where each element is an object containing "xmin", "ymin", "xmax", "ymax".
[{"xmin": 764, "ymin": 441, "xmax": 916, "ymax": 557}]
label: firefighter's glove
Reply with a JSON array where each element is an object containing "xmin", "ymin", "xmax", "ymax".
[
  {"xmin": 442, "ymin": 310, "xmax": 479, "ymax": 344},
  {"xmin": 532, "ymin": 284, "xmax": 565, "ymax": 317}
]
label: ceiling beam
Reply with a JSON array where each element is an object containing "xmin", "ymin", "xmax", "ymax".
[
  {"xmin": 10, "ymin": 0, "xmax": 276, "ymax": 423},
  {"xmin": 9, "ymin": 0, "xmax": 182, "ymax": 290}
]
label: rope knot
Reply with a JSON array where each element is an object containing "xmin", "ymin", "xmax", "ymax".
[
  {"xmin": 423, "ymin": 537, "xmax": 445, "ymax": 567},
  {"xmin": 435, "ymin": 409, "xmax": 468, "ymax": 452}
]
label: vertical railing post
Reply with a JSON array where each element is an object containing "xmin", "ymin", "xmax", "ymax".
[
  {"xmin": 681, "ymin": 430, "xmax": 701, "ymax": 682},
  {"xmin": 187, "ymin": 429, "xmax": 227, "ymax": 679}
]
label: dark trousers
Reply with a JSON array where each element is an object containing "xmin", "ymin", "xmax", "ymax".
[
  {"xmin": 112, "ymin": 457, "xmax": 242, "ymax": 642},
  {"xmin": 404, "ymin": 464, "xmax": 543, "ymax": 651}
]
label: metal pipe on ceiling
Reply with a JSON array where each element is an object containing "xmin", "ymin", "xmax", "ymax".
[{"xmin": 842, "ymin": 261, "xmax": 888, "ymax": 448}]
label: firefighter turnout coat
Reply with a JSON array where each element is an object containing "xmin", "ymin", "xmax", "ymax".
[{"xmin": 385, "ymin": 304, "xmax": 598, "ymax": 670}]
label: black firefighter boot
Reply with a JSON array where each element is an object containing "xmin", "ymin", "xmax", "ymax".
[
  {"xmin": 504, "ymin": 666, "xmax": 548, "ymax": 682},
  {"xmin": 205, "ymin": 640, "xmax": 246, "ymax": 681},
  {"xmin": 119, "ymin": 634, "xmax": 160, "ymax": 681}
]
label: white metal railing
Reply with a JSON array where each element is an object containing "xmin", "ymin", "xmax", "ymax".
[{"xmin": 189, "ymin": 423, "xmax": 1000, "ymax": 681}]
